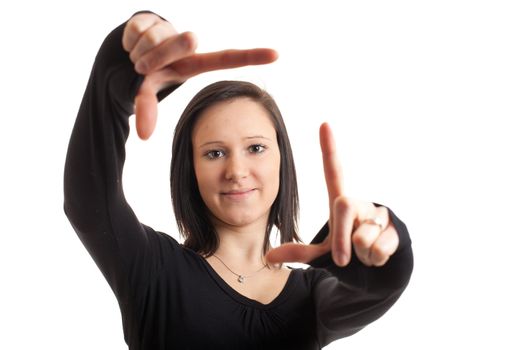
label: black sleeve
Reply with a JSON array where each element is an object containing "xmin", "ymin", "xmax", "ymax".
[
  {"xmin": 308, "ymin": 206, "xmax": 414, "ymax": 347},
  {"xmin": 63, "ymin": 15, "xmax": 179, "ymax": 304}
]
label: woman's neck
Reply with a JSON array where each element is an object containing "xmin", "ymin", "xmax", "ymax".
[{"xmin": 212, "ymin": 219, "xmax": 269, "ymax": 267}]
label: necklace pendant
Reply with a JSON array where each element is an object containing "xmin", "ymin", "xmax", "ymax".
[{"xmin": 237, "ymin": 275, "xmax": 245, "ymax": 283}]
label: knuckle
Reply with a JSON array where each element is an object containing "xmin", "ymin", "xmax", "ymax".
[
  {"xmin": 356, "ymin": 250, "xmax": 372, "ymax": 266},
  {"xmin": 144, "ymin": 29, "xmax": 162, "ymax": 46},
  {"xmin": 379, "ymin": 206, "xmax": 390, "ymax": 223},
  {"xmin": 122, "ymin": 39, "xmax": 131, "ymax": 52},
  {"xmin": 161, "ymin": 20, "xmax": 177, "ymax": 35},
  {"xmin": 320, "ymin": 239, "xmax": 331, "ymax": 252},
  {"xmin": 296, "ymin": 250, "xmax": 310, "ymax": 262},
  {"xmin": 129, "ymin": 51, "xmax": 138, "ymax": 64},
  {"xmin": 371, "ymin": 242, "xmax": 389, "ymax": 260},
  {"xmin": 128, "ymin": 20, "xmax": 141, "ymax": 33},
  {"xmin": 143, "ymin": 53, "xmax": 159, "ymax": 70},
  {"xmin": 129, "ymin": 48, "xmax": 142, "ymax": 64},
  {"xmin": 352, "ymin": 231, "xmax": 372, "ymax": 248},
  {"xmin": 334, "ymin": 196, "xmax": 351, "ymax": 212},
  {"xmin": 333, "ymin": 233, "xmax": 347, "ymax": 248},
  {"xmin": 179, "ymin": 31, "xmax": 197, "ymax": 52},
  {"xmin": 128, "ymin": 17, "xmax": 149, "ymax": 36},
  {"xmin": 372, "ymin": 256, "xmax": 388, "ymax": 267}
]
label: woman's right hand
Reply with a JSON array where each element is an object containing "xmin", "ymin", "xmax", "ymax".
[{"xmin": 122, "ymin": 12, "xmax": 278, "ymax": 140}]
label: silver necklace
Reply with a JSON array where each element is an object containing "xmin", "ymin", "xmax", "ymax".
[{"xmin": 212, "ymin": 254, "xmax": 269, "ymax": 283}]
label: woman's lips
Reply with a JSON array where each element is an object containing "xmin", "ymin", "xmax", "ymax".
[{"xmin": 221, "ymin": 189, "xmax": 255, "ymax": 200}]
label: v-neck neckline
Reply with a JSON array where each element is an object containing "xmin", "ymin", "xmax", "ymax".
[{"xmin": 194, "ymin": 251, "xmax": 298, "ymax": 309}]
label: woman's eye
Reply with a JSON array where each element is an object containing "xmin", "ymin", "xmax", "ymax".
[
  {"xmin": 205, "ymin": 150, "xmax": 224, "ymax": 159},
  {"xmin": 248, "ymin": 144, "xmax": 266, "ymax": 154}
]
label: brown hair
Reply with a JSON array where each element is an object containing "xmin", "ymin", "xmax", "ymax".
[{"xmin": 170, "ymin": 80, "xmax": 300, "ymax": 256}]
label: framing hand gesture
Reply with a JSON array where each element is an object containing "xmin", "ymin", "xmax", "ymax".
[
  {"xmin": 266, "ymin": 123, "xmax": 400, "ymax": 267},
  {"xmin": 122, "ymin": 13, "xmax": 278, "ymax": 140}
]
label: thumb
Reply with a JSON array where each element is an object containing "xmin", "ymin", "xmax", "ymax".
[
  {"xmin": 134, "ymin": 79, "xmax": 158, "ymax": 140},
  {"xmin": 265, "ymin": 242, "xmax": 329, "ymax": 264}
]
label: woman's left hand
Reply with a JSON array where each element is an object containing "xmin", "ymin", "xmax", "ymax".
[
  {"xmin": 122, "ymin": 12, "xmax": 278, "ymax": 140},
  {"xmin": 265, "ymin": 123, "xmax": 399, "ymax": 267}
]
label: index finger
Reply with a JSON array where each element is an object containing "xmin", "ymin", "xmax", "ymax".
[
  {"xmin": 170, "ymin": 48, "xmax": 278, "ymax": 78},
  {"xmin": 320, "ymin": 122, "xmax": 344, "ymax": 206},
  {"xmin": 265, "ymin": 242, "xmax": 329, "ymax": 265}
]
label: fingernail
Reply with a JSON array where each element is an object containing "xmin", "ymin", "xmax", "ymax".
[
  {"xmin": 181, "ymin": 32, "xmax": 195, "ymax": 50},
  {"xmin": 180, "ymin": 36, "xmax": 189, "ymax": 49},
  {"xmin": 337, "ymin": 252, "xmax": 349, "ymax": 266},
  {"xmin": 135, "ymin": 60, "xmax": 147, "ymax": 74}
]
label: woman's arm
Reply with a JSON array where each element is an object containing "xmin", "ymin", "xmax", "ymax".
[
  {"xmin": 265, "ymin": 123, "xmax": 413, "ymax": 345},
  {"xmin": 308, "ymin": 207, "xmax": 413, "ymax": 346},
  {"xmin": 64, "ymin": 11, "xmax": 278, "ymax": 301},
  {"xmin": 63, "ymin": 16, "xmax": 176, "ymax": 302}
]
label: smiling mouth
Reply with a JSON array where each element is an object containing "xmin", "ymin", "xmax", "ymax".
[{"xmin": 221, "ymin": 189, "xmax": 256, "ymax": 199}]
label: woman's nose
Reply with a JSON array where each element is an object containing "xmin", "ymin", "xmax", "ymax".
[{"xmin": 225, "ymin": 154, "xmax": 249, "ymax": 181}]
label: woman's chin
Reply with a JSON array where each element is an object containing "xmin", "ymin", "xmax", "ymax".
[
  {"xmin": 221, "ymin": 216, "xmax": 257, "ymax": 228},
  {"xmin": 213, "ymin": 211, "xmax": 268, "ymax": 230}
]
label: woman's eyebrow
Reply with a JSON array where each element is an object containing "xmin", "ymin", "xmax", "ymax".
[
  {"xmin": 198, "ymin": 140, "xmax": 223, "ymax": 148},
  {"xmin": 244, "ymin": 135, "xmax": 272, "ymax": 141},
  {"xmin": 198, "ymin": 135, "xmax": 272, "ymax": 148}
]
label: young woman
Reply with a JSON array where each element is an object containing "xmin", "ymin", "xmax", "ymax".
[{"xmin": 64, "ymin": 11, "xmax": 413, "ymax": 349}]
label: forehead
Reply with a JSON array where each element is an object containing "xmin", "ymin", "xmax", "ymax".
[{"xmin": 192, "ymin": 98, "xmax": 276, "ymax": 142}]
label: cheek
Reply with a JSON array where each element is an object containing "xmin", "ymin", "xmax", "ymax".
[
  {"xmin": 265, "ymin": 154, "xmax": 281, "ymax": 197},
  {"xmin": 193, "ymin": 161, "xmax": 216, "ymax": 199}
]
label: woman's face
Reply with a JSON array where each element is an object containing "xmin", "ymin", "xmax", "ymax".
[{"xmin": 192, "ymin": 97, "xmax": 280, "ymax": 230}]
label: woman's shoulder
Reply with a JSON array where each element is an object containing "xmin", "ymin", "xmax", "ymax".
[
  {"xmin": 142, "ymin": 225, "xmax": 181, "ymax": 247},
  {"xmin": 287, "ymin": 265, "xmax": 332, "ymax": 288},
  {"xmin": 139, "ymin": 225, "xmax": 190, "ymax": 265}
]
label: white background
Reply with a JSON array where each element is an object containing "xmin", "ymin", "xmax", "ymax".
[{"xmin": 1, "ymin": 0, "xmax": 524, "ymax": 349}]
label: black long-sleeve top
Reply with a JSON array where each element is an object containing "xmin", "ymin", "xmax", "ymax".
[{"xmin": 63, "ymin": 16, "xmax": 414, "ymax": 350}]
